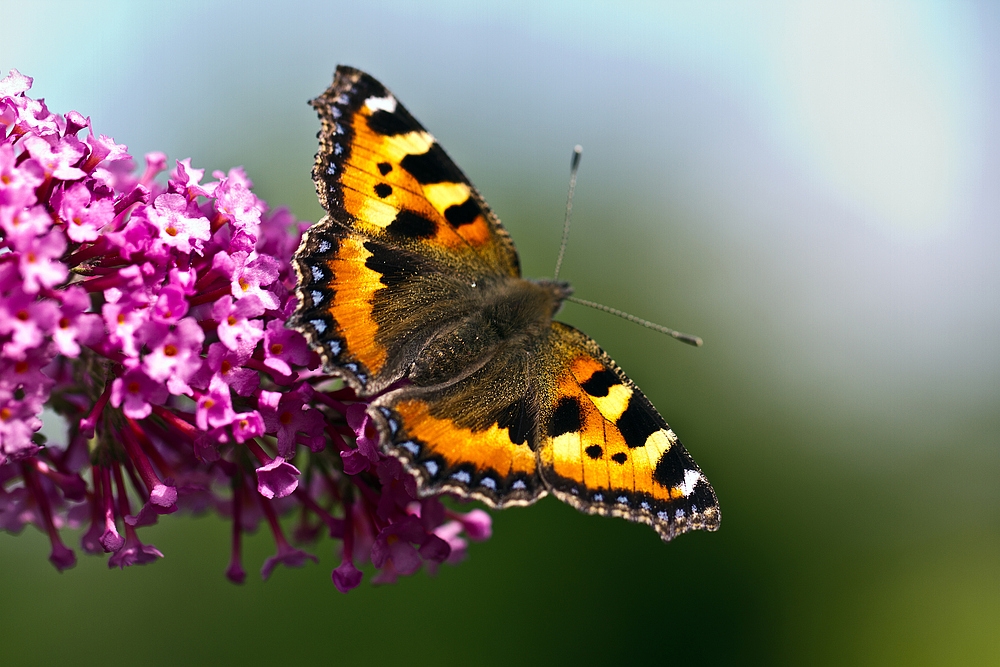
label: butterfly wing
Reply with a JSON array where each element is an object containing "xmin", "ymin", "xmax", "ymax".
[
  {"xmin": 291, "ymin": 66, "xmax": 522, "ymax": 394},
  {"xmin": 364, "ymin": 317, "xmax": 722, "ymax": 532},
  {"xmin": 368, "ymin": 330, "xmax": 548, "ymax": 509},
  {"xmin": 536, "ymin": 322, "xmax": 720, "ymax": 541}
]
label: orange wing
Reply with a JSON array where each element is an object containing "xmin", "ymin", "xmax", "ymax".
[
  {"xmin": 310, "ymin": 65, "xmax": 519, "ymax": 275},
  {"xmin": 536, "ymin": 323, "xmax": 720, "ymax": 541},
  {"xmin": 291, "ymin": 66, "xmax": 522, "ymax": 393},
  {"xmin": 367, "ymin": 340, "xmax": 548, "ymax": 509}
]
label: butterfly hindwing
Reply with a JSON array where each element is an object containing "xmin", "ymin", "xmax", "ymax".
[
  {"xmin": 368, "ymin": 333, "xmax": 548, "ymax": 508},
  {"xmin": 537, "ymin": 323, "xmax": 720, "ymax": 540}
]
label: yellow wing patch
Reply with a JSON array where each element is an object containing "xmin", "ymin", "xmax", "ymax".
[{"xmin": 422, "ymin": 181, "xmax": 471, "ymax": 212}]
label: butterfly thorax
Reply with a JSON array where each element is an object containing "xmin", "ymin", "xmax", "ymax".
[{"xmin": 407, "ymin": 278, "xmax": 571, "ymax": 388}]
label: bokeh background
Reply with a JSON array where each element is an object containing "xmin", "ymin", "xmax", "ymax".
[{"xmin": 2, "ymin": 1, "xmax": 997, "ymax": 665}]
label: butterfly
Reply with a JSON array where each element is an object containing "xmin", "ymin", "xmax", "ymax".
[{"xmin": 290, "ymin": 66, "xmax": 720, "ymax": 541}]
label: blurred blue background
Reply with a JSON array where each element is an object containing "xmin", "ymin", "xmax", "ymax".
[{"xmin": 2, "ymin": 1, "xmax": 997, "ymax": 664}]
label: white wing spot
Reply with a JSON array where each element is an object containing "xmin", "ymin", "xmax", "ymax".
[
  {"xmin": 310, "ymin": 290, "xmax": 324, "ymax": 305},
  {"xmin": 451, "ymin": 470, "xmax": 471, "ymax": 483},
  {"xmin": 593, "ymin": 493, "xmax": 604, "ymax": 502},
  {"xmin": 675, "ymin": 509, "xmax": 686, "ymax": 519},
  {"xmin": 328, "ymin": 340, "xmax": 341, "ymax": 355},
  {"xmin": 424, "ymin": 461, "xmax": 439, "ymax": 476},
  {"xmin": 309, "ymin": 319, "xmax": 326, "ymax": 334},
  {"xmin": 310, "ymin": 266, "xmax": 324, "ymax": 282},
  {"xmin": 364, "ymin": 95, "xmax": 398, "ymax": 113},
  {"xmin": 511, "ymin": 480, "xmax": 526, "ymax": 490},
  {"xmin": 480, "ymin": 477, "xmax": 497, "ymax": 490},
  {"xmin": 400, "ymin": 440, "xmax": 419, "ymax": 455},
  {"xmin": 640, "ymin": 501, "xmax": 650, "ymax": 511},
  {"xmin": 616, "ymin": 496, "xmax": 629, "ymax": 505},
  {"xmin": 318, "ymin": 240, "xmax": 331, "ymax": 252},
  {"xmin": 678, "ymin": 469, "xmax": 703, "ymax": 497}
]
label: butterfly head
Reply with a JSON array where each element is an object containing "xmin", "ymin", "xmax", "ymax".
[{"xmin": 533, "ymin": 279, "xmax": 573, "ymax": 315}]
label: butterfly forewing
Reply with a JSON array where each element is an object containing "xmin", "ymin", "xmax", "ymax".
[
  {"xmin": 536, "ymin": 323, "xmax": 720, "ymax": 540},
  {"xmin": 292, "ymin": 66, "xmax": 523, "ymax": 393},
  {"xmin": 309, "ymin": 66, "xmax": 519, "ymax": 276}
]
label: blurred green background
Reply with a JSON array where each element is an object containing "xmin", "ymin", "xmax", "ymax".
[{"xmin": 2, "ymin": 1, "xmax": 997, "ymax": 665}]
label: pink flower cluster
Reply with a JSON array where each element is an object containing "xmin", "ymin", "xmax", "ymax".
[{"xmin": 0, "ymin": 69, "xmax": 490, "ymax": 589}]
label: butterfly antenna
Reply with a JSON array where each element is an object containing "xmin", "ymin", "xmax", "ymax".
[
  {"xmin": 566, "ymin": 296, "xmax": 704, "ymax": 347},
  {"xmin": 552, "ymin": 145, "xmax": 583, "ymax": 281}
]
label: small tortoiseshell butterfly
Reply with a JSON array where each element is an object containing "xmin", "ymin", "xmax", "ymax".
[{"xmin": 290, "ymin": 66, "xmax": 720, "ymax": 541}]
